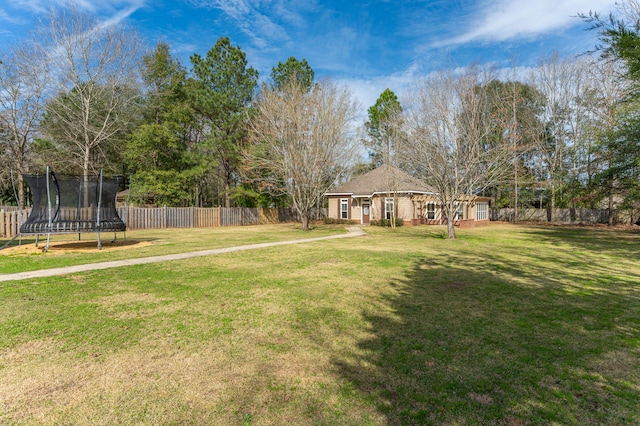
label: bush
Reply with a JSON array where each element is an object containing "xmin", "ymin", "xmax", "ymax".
[
  {"xmin": 371, "ymin": 218, "xmax": 404, "ymax": 227},
  {"xmin": 323, "ymin": 217, "xmax": 356, "ymax": 225}
]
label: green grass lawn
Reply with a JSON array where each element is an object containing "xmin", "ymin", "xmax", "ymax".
[
  {"xmin": 0, "ymin": 224, "xmax": 345, "ymax": 274},
  {"xmin": 1, "ymin": 223, "xmax": 639, "ymax": 425}
]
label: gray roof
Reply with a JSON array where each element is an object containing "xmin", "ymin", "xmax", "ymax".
[{"xmin": 326, "ymin": 165, "xmax": 435, "ymax": 196}]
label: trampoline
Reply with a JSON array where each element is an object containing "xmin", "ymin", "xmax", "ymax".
[{"xmin": 20, "ymin": 167, "xmax": 126, "ymax": 251}]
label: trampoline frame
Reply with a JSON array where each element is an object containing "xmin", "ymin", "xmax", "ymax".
[{"xmin": 20, "ymin": 167, "xmax": 127, "ymax": 252}]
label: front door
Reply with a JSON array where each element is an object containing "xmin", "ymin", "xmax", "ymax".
[{"xmin": 362, "ymin": 203, "xmax": 370, "ymax": 224}]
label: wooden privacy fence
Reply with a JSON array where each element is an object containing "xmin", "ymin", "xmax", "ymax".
[
  {"xmin": 0, "ymin": 209, "xmax": 30, "ymax": 239},
  {"xmin": 1, "ymin": 206, "xmax": 325, "ymax": 237},
  {"xmin": 491, "ymin": 208, "xmax": 637, "ymax": 225},
  {"xmin": 117, "ymin": 206, "xmax": 319, "ymax": 230}
]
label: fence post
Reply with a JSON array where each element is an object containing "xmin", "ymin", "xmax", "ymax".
[{"xmin": 11, "ymin": 211, "xmax": 17, "ymax": 237}]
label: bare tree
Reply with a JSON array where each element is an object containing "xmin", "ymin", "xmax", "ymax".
[
  {"xmin": 36, "ymin": 7, "xmax": 144, "ymax": 181},
  {"xmin": 528, "ymin": 53, "xmax": 586, "ymax": 220},
  {"xmin": 0, "ymin": 43, "xmax": 49, "ymax": 208},
  {"xmin": 247, "ymin": 79, "xmax": 359, "ymax": 230},
  {"xmin": 588, "ymin": 58, "xmax": 632, "ymax": 223},
  {"xmin": 404, "ymin": 66, "xmax": 512, "ymax": 239}
]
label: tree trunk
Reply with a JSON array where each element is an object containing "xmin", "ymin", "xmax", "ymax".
[
  {"xmin": 550, "ymin": 183, "xmax": 556, "ymax": 222},
  {"xmin": 225, "ymin": 180, "xmax": 231, "ymax": 208},
  {"xmin": 16, "ymin": 169, "xmax": 25, "ymax": 209},
  {"xmin": 447, "ymin": 217, "xmax": 456, "ymax": 239},
  {"xmin": 301, "ymin": 213, "xmax": 309, "ymax": 231},
  {"xmin": 608, "ymin": 191, "xmax": 614, "ymax": 226},
  {"xmin": 514, "ymin": 164, "xmax": 518, "ymax": 224},
  {"xmin": 83, "ymin": 147, "xmax": 91, "ymax": 184},
  {"xmin": 82, "ymin": 148, "xmax": 91, "ymax": 208}
]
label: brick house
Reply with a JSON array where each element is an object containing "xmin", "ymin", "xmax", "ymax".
[{"xmin": 325, "ymin": 165, "xmax": 490, "ymax": 226}]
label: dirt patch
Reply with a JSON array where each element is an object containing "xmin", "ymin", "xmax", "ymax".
[
  {"xmin": 469, "ymin": 392, "xmax": 494, "ymax": 405},
  {"xmin": 0, "ymin": 239, "xmax": 151, "ymax": 255}
]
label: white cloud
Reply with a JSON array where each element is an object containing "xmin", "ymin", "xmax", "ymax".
[
  {"xmin": 439, "ymin": 0, "xmax": 617, "ymax": 46},
  {"xmin": 0, "ymin": 8, "xmax": 26, "ymax": 24},
  {"xmin": 336, "ymin": 63, "xmax": 422, "ymax": 121},
  {"xmin": 187, "ymin": 0, "xmax": 311, "ymax": 49},
  {"xmin": 97, "ymin": 1, "xmax": 146, "ymax": 30},
  {"xmin": 8, "ymin": 0, "xmax": 145, "ymax": 15}
]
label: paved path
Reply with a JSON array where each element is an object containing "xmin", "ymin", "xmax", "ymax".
[{"xmin": 0, "ymin": 226, "xmax": 366, "ymax": 283}]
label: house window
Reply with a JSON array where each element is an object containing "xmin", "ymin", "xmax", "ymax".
[
  {"xmin": 456, "ymin": 202, "xmax": 464, "ymax": 220},
  {"xmin": 426, "ymin": 203, "xmax": 436, "ymax": 220},
  {"xmin": 340, "ymin": 199, "xmax": 349, "ymax": 219},
  {"xmin": 476, "ymin": 202, "xmax": 488, "ymax": 221},
  {"xmin": 384, "ymin": 198, "xmax": 394, "ymax": 220}
]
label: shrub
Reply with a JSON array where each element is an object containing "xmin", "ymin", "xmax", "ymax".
[
  {"xmin": 371, "ymin": 218, "xmax": 404, "ymax": 227},
  {"xmin": 323, "ymin": 217, "xmax": 356, "ymax": 225}
]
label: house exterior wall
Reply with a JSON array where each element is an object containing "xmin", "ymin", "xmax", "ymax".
[
  {"xmin": 327, "ymin": 196, "xmax": 364, "ymax": 222},
  {"xmin": 328, "ymin": 197, "xmax": 352, "ymax": 220},
  {"xmin": 327, "ymin": 194, "xmax": 490, "ymax": 226},
  {"xmin": 468, "ymin": 199, "xmax": 491, "ymax": 222},
  {"xmin": 397, "ymin": 197, "xmax": 414, "ymax": 222},
  {"xmin": 368, "ymin": 195, "xmax": 415, "ymax": 223},
  {"xmin": 352, "ymin": 203, "xmax": 362, "ymax": 222},
  {"xmin": 328, "ymin": 197, "xmax": 339, "ymax": 219}
]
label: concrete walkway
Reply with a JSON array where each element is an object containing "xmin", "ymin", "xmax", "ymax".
[{"xmin": 0, "ymin": 226, "xmax": 366, "ymax": 283}]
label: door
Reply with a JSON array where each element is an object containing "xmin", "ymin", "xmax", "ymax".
[{"xmin": 362, "ymin": 203, "xmax": 370, "ymax": 224}]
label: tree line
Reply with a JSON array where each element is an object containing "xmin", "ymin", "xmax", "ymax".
[{"xmin": 1, "ymin": 2, "xmax": 639, "ymax": 234}]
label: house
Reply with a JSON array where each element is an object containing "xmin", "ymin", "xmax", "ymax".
[{"xmin": 325, "ymin": 165, "xmax": 491, "ymax": 227}]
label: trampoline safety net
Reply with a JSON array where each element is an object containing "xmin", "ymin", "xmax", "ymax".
[{"xmin": 20, "ymin": 170, "xmax": 126, "ymax": 236}]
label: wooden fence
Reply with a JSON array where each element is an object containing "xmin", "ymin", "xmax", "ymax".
[
  {"xmin": 117, "ymin": 207, "xmax": 304, "ymax": 229},
  {"xmin": 491, "ymin": 208, "xmax": 638, "ymax": 225},
  {"xmin": 1, "ymin": 207, "xmax": 323, "ymax": 238},
  {"xmin": 0, "ymin": 209, "xmax": 30, "ymax": 239}
]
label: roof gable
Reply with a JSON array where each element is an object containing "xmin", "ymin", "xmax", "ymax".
[{"xmin": 326, "ymin": 165, "xmax": 434, "ymax": 196}]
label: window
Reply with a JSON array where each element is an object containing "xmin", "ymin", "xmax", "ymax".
[
  {"xmin": 426, "ymin": 203, "xmax": 436, "ymax": 220},
  {"xmin": 456, "ymin": 202, "xmax": 464, "ymax": 220},
  {"xmin": 340, "ymin": 199, "xmax": 349, "ymax": 219},
  {"xmin": 384, "ymin": 198, "xmax": 394, "ymax": 220},
  {"xmin": 476, "ymin": 202, "xmax": 488, "ymax": 221}
]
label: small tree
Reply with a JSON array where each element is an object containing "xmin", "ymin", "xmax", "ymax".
[
  {"xmin": 0, "ymin": 43, "xmax": 49, "ymax": 208},
  {"xmin": 404, "ymin": 66, "xmax": 512, "ymax": 239},
  {"xmin": 247, "ymin": 79, "xmax": 358, "ymax": 230},
  {"xmin": 365, "ymin": 88, "xmax": 404, "ymax": 228},
  {"xmin": 271, "ymin": 57, "xmax": 314, "ymax": 92},
  {"xmin": 483, "ymin": 77, "xmax": 545, "ymax": 220},
  {"xmin": 36, "ymin": 7, "xmax": 144, "ymax": 181}
]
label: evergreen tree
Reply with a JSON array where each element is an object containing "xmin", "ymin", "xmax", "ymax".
[{"xmin": 189, "ymin": 37, "xmax": 259, "ymax": 207}]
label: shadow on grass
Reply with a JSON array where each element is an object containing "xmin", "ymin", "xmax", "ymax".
[
  {"xmin": 517, "ymin": 225, "xmax": 640, "ymax": 260},
  {"xmin": 333, "ymin": 249, "xmax": 640, "ymax": 424}
]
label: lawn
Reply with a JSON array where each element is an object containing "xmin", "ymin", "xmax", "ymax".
[
  {"xmin": 0, "ymin": 224, "xmax": 345, "ymax": 274},
  {"xmin": 1, "ymin": 223, "xmax": 639, "ymax": 425}
]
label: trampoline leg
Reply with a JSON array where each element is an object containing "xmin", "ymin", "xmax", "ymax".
[
  {"xmin": 111, "ymin": 232, "xmax": 117, "ymax": 243},
  {"xmin": 35, "ymin": 234, "xmax": 39, "ymax": 248},
  {"xmin": 98, "ymin": 231, "xmax": 102, "ymax": 250},
  {"xmin": 43, "ymin": 233, "xmax": 51, "ymax": 253}
]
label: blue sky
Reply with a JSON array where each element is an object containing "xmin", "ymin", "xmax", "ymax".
[{"xmin": 0, "ymin": 0, "xmax": 618, "ymax": 111}]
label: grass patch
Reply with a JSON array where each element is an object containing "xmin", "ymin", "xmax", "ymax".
[
  {"xmin": 0, "ymin": 224, "xmax": 345, "ymax": 274},
  {"xmin": 1, "ymin": 224, "xmax": 639, "ymax": 424}
]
